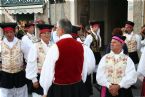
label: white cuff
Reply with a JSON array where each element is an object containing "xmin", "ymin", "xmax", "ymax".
[
  {"xmin": 119, "ymin": 82, "xmax": 123, "ymax": 88},
  {"xmin": 32, "ymin": 77, "xmax": 38, "ymax": 83},
  {"xmin": 106, "ymin": 82, "xmax": 111, "ymax": 88},
  {"xmin": 44, "ymin": 89, "xmax": 48, "ymax": 95}
]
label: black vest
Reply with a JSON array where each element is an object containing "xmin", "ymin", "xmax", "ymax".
[{"xmin": 90, "ymin": 33, "xmax": 100, "ymax": 53}]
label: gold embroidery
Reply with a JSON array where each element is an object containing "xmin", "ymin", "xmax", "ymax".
[
  {"xmin": 105, "ymin": 53, "xmax": 128, "ymax": 84},
  {"xmin": 36, "ymin": 42, "xmax": 46, "ymax": 73},
  {"xmin": 1, "ymin": 40, "xmax": 24, "ymax": 73},
  {"xmin": 124, "ymin": 34, "xmax": 137, "ymax": 52}
]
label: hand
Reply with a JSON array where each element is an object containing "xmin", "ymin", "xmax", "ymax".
[
  {"xmin": 138, "ymin": 76, "xmax": 144, "ymax": 82},
  {"xmin": 109, "ymin": 84, "xmax": 120, "ymax": 96},
  {"xmin": 42, "ymin": 95, "xmax": 47, "ymax": 97},
  {"xmin": 33, "ymin": 81, "xmax": 39, "ymax": 89},
  {"xmin": 109, "ymin": 85, "xmax": 118, "ymax": 96}
]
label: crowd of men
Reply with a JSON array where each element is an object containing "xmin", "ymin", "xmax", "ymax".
[{"xmin": 0, "ymin": 18, "xmax": 145, "ymax": 97}]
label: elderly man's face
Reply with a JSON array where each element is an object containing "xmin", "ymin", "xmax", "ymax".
[
  {"xmin": 40, "ymin": 32, "xmax": 51, "ymax": 44},
  {"xmin": 4, "ymin": 30, "xmax": 15, "ymax": 42},
  {"xmin": 110, "ymin": 39, "xmax": 122, "ymax": 53},
  {"xmin": 56, "ymin": 23, "xmax": 64, "ymax": 37}
]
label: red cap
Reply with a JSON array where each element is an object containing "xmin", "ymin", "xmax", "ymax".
[
  {"xmin": 40, "ymin": 28, "xmax": 51, "ymax": 34},
  {"xmin": 0, "ymin": 23, "xmax": 17, "ymax": 32},
  {"xmin": 37, "ymin": 24, "xmax": 54, "ymax": 34},
  {"xmin": 89, "ymin": 20, "xmax": 100, "ymax": 27},
  {"xmin": 25, "ymin": 23, "xmax": 35, "ymax": 29},
  {"xmin": 3, "ymin": 27, "xmax": 14, "ymax": 32}
]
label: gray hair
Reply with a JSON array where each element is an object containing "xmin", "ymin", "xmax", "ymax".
[{"xmin": 57, "ymin": 18, "xmax": 72, "ymax": 34}]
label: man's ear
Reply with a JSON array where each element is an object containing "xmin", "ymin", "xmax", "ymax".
[{"xmin": 61, "ymin": 28, "xmax": 65, "ymax": 34}]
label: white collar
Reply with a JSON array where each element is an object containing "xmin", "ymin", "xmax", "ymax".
[
  {"xmin": 3, "ymin": 37, "xmax": 18, "ymax": 48},
  {"xmin": 41, "ymin": 39, "xmax": 52, "ymax": 47},
  {"xmin": 41, "ymin": 39, "xmax": 47, "ymax": 46},
  {"xmin": 91, "ymin": 28, "xmax": 100, "ymax": 36},
  {"xmin": 126, "ymin": 31, "xmax": 133, "ymax": 35},
  {"xmin": 27, "ymin": 33, "xmax": 34, "ymax": 37},
  {"xmin": 110, "ymin": 50, "xmax": 124, "ymax": 59},
  {"xmin": 3, "ymin": 37, "xmax": 18, "ymax": 44},
  {"xmin": 110, "ymin": 50, "xmax": 124, "ymax": 56},
  {"xmin": 59, "ymin": 34, "xmax": 72, "ymax": 40}
]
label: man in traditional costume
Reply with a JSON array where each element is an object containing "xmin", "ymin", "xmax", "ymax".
[
  {"xmin": 21, "ymin": 23, "xmax": 38, "ymax": 62},
  {"xmin": 40, "ymin": 18, "xmax": 95, "ymax": 97},
  {"xmin": 84, "ymin": 21, "xmax": 102, "ymax": 66},
  {"xmin": 21, "ymin": 23, "xmax": 38, "ymax": 93},
  {"xmin": 123, "ymin": 21, "xmax": 141, "ymax": 65},
  {"xmin": 0, "ymin": 23, "xmax": 28, "ymax": 97},
  {"xmin": 26, "ymin": 24, "xmax": 53, "ymax": 97},
  {"xmin": 96, "ymin": 35, "xmax": 137, "ymax": 97},
  {"xmin": 83, "ymin": 20, "xmax": 102, "ymax": 92}
]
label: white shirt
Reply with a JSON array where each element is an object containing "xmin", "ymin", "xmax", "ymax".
[
  {"xmin": 76, "ymin": 37, "xmax": 83, "ymax": 43},
  {"xmin": 96, "ymin": 51, "xmax": 137, "ymax": 89},
  {"xmin": 51, "ymin": 31, "xmax": 59, "ymax": 43},
  {"xmin": 26, "ymin": 39, "xmax": 52, "ymax": 83},
  {"xmin": 140, "ymin": 38, "xmax": 145, "ymax": 53},
  {"xmin": 124, "ymin": 32, "xmax": 141, "ymax": 51},
  {"xmin": 137, "ymin": 50, "xmax": 145, "ymax": 77},
  {"xmin": 40, "ymin": 34, "xmax": 96, "ymax": 95},
  {"xmin": 21, "ymin": 33, "xmax": 35, "ymax": 62},
  {"xmin": 84, "ymin": 29, "xmax": 101, "ymax": 47}
]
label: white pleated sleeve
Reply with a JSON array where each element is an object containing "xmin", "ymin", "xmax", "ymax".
[
  {"xmin": 96, "ymin": 55, "xmax": 112, "ymax": 88},
  {"xmin": 137, "ymin": 50, "xmax": 145, "ymax": 77},
  {"xmin": 135, "ymin": 34, "xmax": 141, "ymax": 51},
  {"xmin": 21, "ymin": 35, "xmax": 34, "ymax": 62},
  {"xmin": 40, "ymin": 44, "xmax": 59, "ymax": 95},
  {"xmin": 119, "ymin": 57, "xmax": 137, "ymax": 88},
  {"xmin": 25, "ymin": 44, "xmax": 38, "ymax": 83},
  {"xmin": 82, "ymin": 45, "xmax": 96, "ymax": 82},
  {"xmin": 83, "ymin": 35, "xmax": 93, "ymax": 47}
]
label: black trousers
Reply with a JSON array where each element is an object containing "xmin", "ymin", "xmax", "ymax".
[
  {"xmin": 129, "ymin": 51, "xmax": 139, "ymax": 64},
  {"xmin": 85, "ymin": 75, "xmax": 93, "ymax": 96},
  {"xmin": 105, "ymin": 87, "xmax": 133, "ymax": 97}
]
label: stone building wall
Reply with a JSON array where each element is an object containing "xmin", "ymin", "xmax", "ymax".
[
  {"xmin": 50, "ymin": 1, "xmax": 71, "ymax": 25},
  {"xmin": 133, "ymin": 0, "xmax": 143, "ymax": 33},
  {"xmin": 0, "ymin": 1, "xmax": 3, "ymax": 22}
]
